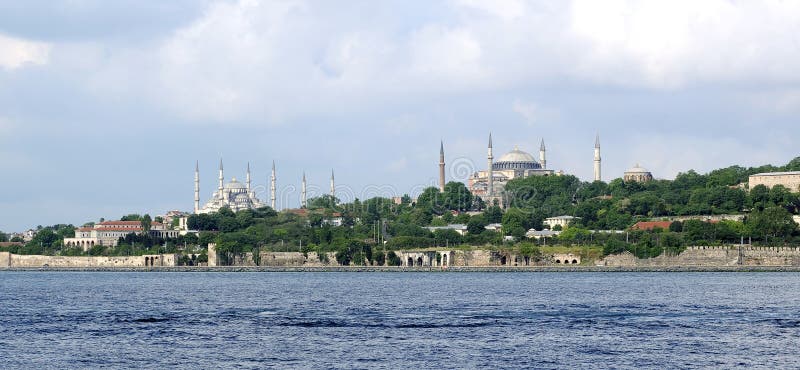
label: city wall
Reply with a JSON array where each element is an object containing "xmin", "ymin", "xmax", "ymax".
[
  {"xmin": 0, "ymin": 252, "xmax": 177, "ymax": 268},
  {"xmin": 598, "ymin": 246, "xmax": 800, "ymax": 267}
]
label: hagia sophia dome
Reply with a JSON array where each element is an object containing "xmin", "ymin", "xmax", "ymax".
[{"xmin": 492, "ymin": 147, "xmax": 543, "ymax": 171}]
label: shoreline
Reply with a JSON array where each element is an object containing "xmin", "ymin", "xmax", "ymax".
[{"xmin": 4, "ymin": 265, "xmax": 800, "ymax": 272}]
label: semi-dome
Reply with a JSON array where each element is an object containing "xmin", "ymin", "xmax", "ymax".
[{"xmin": 493, "ymin": 147, "xmax": 541, "ymax": 170}]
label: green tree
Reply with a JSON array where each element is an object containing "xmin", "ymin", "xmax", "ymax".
[
  {"xmin": 747, "ymin": 206, "xmax": 797, "ymax": 241},
  {"xmin": 140, "ymin": 214, "xmax": 152, "ymax": 232}
]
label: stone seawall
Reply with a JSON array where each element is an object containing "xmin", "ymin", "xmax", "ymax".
[
  {"xmin": 0, "ymin": 253, "xmax": 178, "ymax": 268},
  {"xmin": 598, "ymin": 246, "xmax": 800, "ymax": 267}
]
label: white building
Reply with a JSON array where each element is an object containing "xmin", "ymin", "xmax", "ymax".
[
  {"xmin": 425, "ymin": 224, "xmax": 469, "ymax": 236},
  {"xmin": 544, "ymin": 216, "xmax": 580, "ymax": 229},
  {"xmin": 195, "ymin": 160, "xmax": 267, "ymax": 214}
]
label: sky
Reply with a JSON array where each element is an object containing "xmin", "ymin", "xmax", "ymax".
[{"xmin": 1, "ymin": 0, "xmax": 800, "ymax": 232}]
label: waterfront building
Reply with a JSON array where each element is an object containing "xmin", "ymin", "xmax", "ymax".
[
  {"xmin": 749, "ymin": 171, "xmax": 800, "ymax": 192},
  {"xmin": 623, "ymin": 164, "xmax": 654, "ymax": 183},
  {"xmin": 195, "ymin": 159, "xmax": 267, "ymax": 214},
  {"xmin": 63, "ymin": 221, "xmax": 180, "ymax": 251}
]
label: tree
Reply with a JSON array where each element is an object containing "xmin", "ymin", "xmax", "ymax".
[
  {"xmin": 442, "ymin": 181, "xmax": 474, "ymax": 212},
  {"xmin": 747, "ymin": 206, "xmax": 797, "ymax": 241},
  {"xmin": 484, "ymin": 206, "xmax": 503, "ymax": 223},
  {"xmin": 467, "ymin": 215, "xmax": 488, "ymax": 235},
  {"xmin": 502, "ymin": 208, "xmax": 530, "ymax": 236},
  {"xmin": 140, "ymin": 214, "xmax": 152, "ymax": 233},
  {"xmin": 416, "ymin": 187, "xmax": 445, "ymax": 214}
]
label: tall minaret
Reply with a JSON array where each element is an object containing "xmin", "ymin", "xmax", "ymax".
[
  {"xmin": 246, "ymin": 162, "xmax": 252, "ymax": 194},
  {"xmin": 330, "ymin": 169, "xmax": 336, "ymax": 200},
  {"xmin": 594, "ymin": 134, "xmax": 602, "ymax": 182},
  {"xmin": 487, "ymin": 133, "xmax": 494, "ymax": 198},
  {"xmin": 270, "ymin": 160, "xmax": 277, "ymax": 210},
  {"xmin": 301, "ymin": 172, "xmax": 307, "ymax": 208},
  {"xmin": 218, "ymin": 158, "xmax": 224, "ymax": 200},
  {"xmin": 439, "ymin": 140, "xmax": 446, "ymax": 192},
  {"xmin": 194, "ymin": 160, "xmax": 200, "ymax": 214},
  {"xmin": 539, "ymin": 139, "xmax": 547, "ymax": 169}
]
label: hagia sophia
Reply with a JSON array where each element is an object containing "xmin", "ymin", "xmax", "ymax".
[{"xmin": 438, "ymin": 133, "xmax": 633, "ymax": 207}]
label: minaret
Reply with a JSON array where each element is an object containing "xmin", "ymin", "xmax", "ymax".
[
  {"xmin": 270, "ymin": 160, "xmax": 277, "ymax": 210},
  {"xmin": 218, "ymin": 158, "xmax": 224, "ymax": 200},
  {"xmin": 330, "ymin": 169, "xmax": 335, "ymax": 200},
  {"xmin": 594, "ymin": 134, "xmax": 602, "ymax": 182},
  {"xmin": 539, "ymin": 139, "xmax": 546, "ymax": 169},
  {"xmin": 487, "ymin": 133, "xmax": 494, "ymax": 198},
  {"xmin": 194, "ymin": 160, "xmax": 200, "ymax": 214},
  {"xmin": 439, "ymin": 140, "xmax": 446, "ymax": 192},
  {"xmin": 246, "ymin": 162, "xmax": 252, "ymax": 194},
  {"xmin": 301, "ymin": 172, "xmax": 307, "ymax": 208}
]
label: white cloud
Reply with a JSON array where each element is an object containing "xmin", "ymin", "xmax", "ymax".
[
  {"xmin": 387, "ymin": 157, "xmax": 408, "ymax": 172},
  {"xmin": 512, "ymin": 99, "xmax": 538, "ymax": 126},
  {"xmin": 49, "ymin": 0, "xmax": 800, "ymax": 124},
  {"xmin": 0, "ymin": 33, "xmax": 50, "ymax": 70},
  {"xmin": 567, "ymin": 0, "xmax": 800, "ymax": 88}
]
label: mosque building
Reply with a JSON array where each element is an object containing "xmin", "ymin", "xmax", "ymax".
[
  {"xmin": 194, "ymin": 159, "xmax": 269, "ymax": 214},
  {"xmin": 466, "ymin": 134, "xmax": 556, "ymax": 206},
  {"xmin": 438, "ymin": 134, "xmax": 602, "ymax": 208},
  {"xmin": 623, "ymin": 164, "xmax": 654, "ymax": 183}
]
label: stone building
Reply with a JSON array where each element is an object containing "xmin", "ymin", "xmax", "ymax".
[
  {"xmin": 749, "ymin": 171, "xmax": 800, "ymax": 193},
  {"xmin": 623, "ymin": 164, "xmax": 654, "ymax": 183},
  {"xmin": 63, "ymin": 221, "xmax": 180, "ymax": 251}
]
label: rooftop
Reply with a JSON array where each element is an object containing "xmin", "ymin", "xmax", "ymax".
[{"xmin": 750, "ymin": 171, "xmax": 800, "ymax": 177}]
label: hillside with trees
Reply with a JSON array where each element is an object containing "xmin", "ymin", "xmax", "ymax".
[{"xmin": 3, "ymin": 157, "xmax": 800, "ymax": 263}]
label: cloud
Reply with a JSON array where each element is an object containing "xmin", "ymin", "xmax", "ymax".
[
  {"xmin": 567, "ymin": 0, "xmax": 800, "ymax": 88},
  {"xmin": 56, "ymin": 0, "xmax": 800, "ymax": 126},
  {"xmin": 0, "ymin": 33, "xmax": 50, "ymax": 70},
  {"xmin": 512, "ymin": 99, "xmax": 538, "ymax": 126},
  {"xmin": 387, "ymin": 157, "xmax": 408, "ymax": 172}
]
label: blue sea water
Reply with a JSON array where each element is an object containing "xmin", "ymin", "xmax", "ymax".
[{"xmin": 1, "ymin": 272, "xmax": 799, "ymax": 369}]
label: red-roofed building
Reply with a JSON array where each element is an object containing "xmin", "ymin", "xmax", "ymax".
[
  {"xmin": 630, "ymin": 221, "xmax": 673, "ymax": 231},
  {"xmin": 64, "ymin": 220, "xmax": 179, "ymax": 251}
]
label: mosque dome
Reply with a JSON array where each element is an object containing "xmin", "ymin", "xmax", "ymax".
[
  {"xmin": 626, "ymin": 164, "xmax": 649, "ymax": 173},
  {"xmin": 493, "ymin": 147, "xmax": 541, "ymax": 170},
  {"xmin": 224, "ymin": 177, "xmax": 247, "ymax": 190},
  {"xmin": 624, "ymin": 163, "xmax": 653, "ymax": 183}
]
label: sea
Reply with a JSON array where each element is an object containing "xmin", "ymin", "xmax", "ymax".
[{"xmin": 1, "ymin": 272, "xmax": 799, "ymax": 369}]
